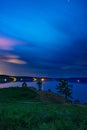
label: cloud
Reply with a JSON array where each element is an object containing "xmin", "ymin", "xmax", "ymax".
[
  {"xmin": 4, "ymin": 59, "xmax": 26, "ymax": 64},
  {"xmin": 0, "ymin": 54, "xmax": 27, "ymax": 64},
  {"xmin": 0, "ymin": 36, "xmax": 24, "ymax": 51}
]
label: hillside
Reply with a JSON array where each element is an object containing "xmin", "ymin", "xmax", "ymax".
[
  {"xmin": 0, "ymin": 87, "xmax": 87, "ymax": 130},
  {"xmin": 0, "ymin": 87, "xmax": 66, "ymax": 103},
  {"xmin": 0, "ymin": 87, "xmax": 39, "ymax": 102},
  {"xmin": 38, "ymin": 91, "xmax": 66, "ymax": 103}
]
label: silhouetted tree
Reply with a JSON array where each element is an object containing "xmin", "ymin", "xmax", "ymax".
[
  {"xmin": 56, "ymin": 79, "xmax": 73, "ymax": 102},
  {"xmin": 37, "ymin": 80, "xmax": 42, "ymax": 91}
]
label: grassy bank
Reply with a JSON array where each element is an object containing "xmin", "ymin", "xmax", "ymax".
[
  {"xmin": 0, "ymin": 87, "xmax": 39, "ymax": 102},
  {"xmin": 0, "ymin": 102, "xmax": 87, "ymax": 130},
  {"xmin": 0, "ymin": 87, "xmax": 87, "ymax": 130},
  {"xmin": 0, "ymin": 87, "xmax": 66, "ymax": 103}
]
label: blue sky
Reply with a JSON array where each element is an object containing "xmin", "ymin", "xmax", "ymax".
[{"xmin": 0, "ymin": 0, "xmax": 87, "ymax": 77}]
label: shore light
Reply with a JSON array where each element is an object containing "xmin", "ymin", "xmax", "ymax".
[
  {"xmin": 33, "ymin": 77, "xmax": 37, "ymax": 81},
  {"xmin": 77, "ymin": 80, "xmax": 80, "ymax": 83}
]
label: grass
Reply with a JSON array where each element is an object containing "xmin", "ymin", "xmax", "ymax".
[
  {"xmin": 0, "ymin": 87, "xmax": 87, "ymax": 130},
  {"xmin": 0, "ymin": 87, "xmax": 39, "ymax": 102}
]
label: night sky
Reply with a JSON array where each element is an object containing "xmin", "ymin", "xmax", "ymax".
[{"xmin": 0, "ymin": 0, "xmax": 87, "ymax": 78}]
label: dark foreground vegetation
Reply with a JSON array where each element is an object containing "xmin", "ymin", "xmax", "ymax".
[
  {"xmin": 0, "ymin": 87, "xmax": 38, "ymax": 103},
  {"xmin": 0, "ymin": 87, "xmax": 87, "ymax": 130}
]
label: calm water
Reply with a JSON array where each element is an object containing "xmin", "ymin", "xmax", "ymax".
[{"xmin": 0, "ymin": 81, "xmax": 87, "ymax": 103}]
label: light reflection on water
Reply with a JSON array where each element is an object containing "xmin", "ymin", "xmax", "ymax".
[{"xmin": 0, "ymin": 81, "xmax": 87, "ymax": 103}]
